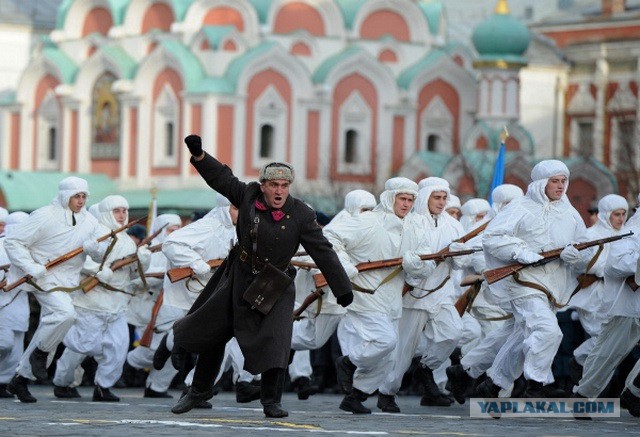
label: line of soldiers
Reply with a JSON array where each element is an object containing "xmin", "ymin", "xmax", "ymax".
[{"xmin": 0, "ymin": 140, "xmax": 639, "ymax": 420}]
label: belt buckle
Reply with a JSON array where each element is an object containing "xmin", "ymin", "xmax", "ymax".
[{"xmin": 239, "ymin": 250, "xmax": 248, "ymax": 262}]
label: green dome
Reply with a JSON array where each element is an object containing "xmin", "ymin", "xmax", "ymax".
[{"xmin": 472, "ymin": 10, "xmax": 530, "ymax": 61}]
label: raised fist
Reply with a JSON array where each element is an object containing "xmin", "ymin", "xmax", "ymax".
[{"xmin": 184, "ymin": 134, "xmax": 203, "ymax": 156}]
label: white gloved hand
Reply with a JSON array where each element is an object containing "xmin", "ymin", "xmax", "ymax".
[
  {"xmin": 449, "ymin": 242, "xmax": 469, "ymax": 253},
  {"xmin": 26, "ymin": 263, "xmax": 47, "ymax": 280},
  {"xmin": 514, "ymin": 248, "xmax": 544, "ymax": 265},
  {"xmin": 127, "ymin": 277, "xmax": 144, "ymax": 292},
  {"xmin": 344, "ymin": 263, "xmax": 359, "ymax": 280},
  {"xmin": 83, "ymin": 239, "xmax": 102, "ymax": 258},
  {"xmin": 96, "ymin": 267, "xmax": 113, "ymax": 284},
  {"xmin": 136, "ymin": 246, "xmax": 152, "ymax": 266},
  {"xmin": 190, "ymin": 260, "xmax": 211, "ymax": 277},
  {"xmin": 402, "ymin": 251, "xmax": 422, "ymax": 272},
  {"xmin": 560, "ymin": 244, "xmax": 582, "ymax": 265}
]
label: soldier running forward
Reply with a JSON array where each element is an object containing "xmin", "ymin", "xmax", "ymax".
[
  {"xmin": 6, "ymin": 177, "xmax": 109, "ymax": 402},
  {"xmin": 170, "ymin": 135, "xmax": 353, "ymax": 418}
]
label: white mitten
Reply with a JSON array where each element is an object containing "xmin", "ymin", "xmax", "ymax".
[
  {"xmin": 190, "ymin": 260, "xmax": 211, "ymax": 277},
  {"xmin": 514, "ymin": 248, "xmax": 544, "ymax": 264},
  {"xmin": 26, "ymin": 263, "xmax": 47, "ymax": 280},
  {"xmin": 83, "ymin": 239, "xmax": 102, "ymax": 258},
  {"xmin": 136, "ymin": 246, "xmax": 152, "ymax": 266},
  {"xmin": 449, "ymin": 242, "xmax": 469, "ymax": 253},
  {"xmin": 96, "ymin": 267, "xmax": 113, "ymax": 283},
  {"xmin": 560, "ymin": 244, "xmax": 582, "ymax": 265},
  {"xmin": 402, "ymin": 251, "xmax": 422, "ymax": 272}
]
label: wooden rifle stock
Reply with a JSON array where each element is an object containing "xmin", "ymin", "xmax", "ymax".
[
  {"xmin": 139, "ymin": 290, "xmax": 163, "ymax": 347},
  {"xmin": 81, "ymin": 244, "xmax": 163, "ymax": 294},
  {"xmin": 290, "ymin": 260, "xmax": 317, "ymax": 270},
  {"xmin": 309, "ymin": 248, "xmax": 482, "ymax": 294},
  {"xmin": 145, "ymin": 272, "xmax": 165, "ymax": 279},
  {"xmin": 293, "ymin": 289, "xmax": 325, "ymax": 319},
  {"xmin": 454, "ymin": 275, "xmax": 484, "ymax": 316},
  {"xmin": 4, "ymin": 216, "xmax": 147, "ymax": 293},
  {"xmin": 483, "ymin": 231, "xmax": 634, "ymax": 285},
  {"xmin": 626, "ymin": 275, "xmax": 639, "ymax": 292},
  {"xmin": 166, "ymin": 259, "xmax": 224, "ymax": 283},
  {"xmin": 137, "ymin": 223, "xmax": 167, "ymax": 247}
]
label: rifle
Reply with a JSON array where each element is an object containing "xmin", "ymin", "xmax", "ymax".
[
  {"xmin": 166, "ymin": 259, "xmax": 224, "ymax": 283},
  {"xmin": 145, "ymin": 272, "xmax": 165, "ymax": 279},
  {"xmin": 290, "ymin": 260, "xmax": 318, "ymax": 270},
  {"xmin": 136, "ymin": 223, "xmax": 167, "ymax": 247},
  {"xmin": 293, "ymin": 288, "xmax": 324, "ymax": 319},
  {"xmin": 483, "ymin": 231, "xmax": 634, "ymax": 285},
  {"xmin": 4, "ymin": 216, "xmax": 147, "ymax": 293},
  {"xmin": 80, "ymin": 243, "xmax": 162, "ymax": 294},
  {"xmin": 454, "ymin": 275, "xmax": 484, "ymax": 316},
  {"xmin": 139, "ymin": 290, "xmax": 163, "ymax": 347},
  {"xmin": 293, "ymin": 248, "xmax": 481, "ymax": 317}
]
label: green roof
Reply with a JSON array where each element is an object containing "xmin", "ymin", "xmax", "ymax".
[
  {"xmin": 101, "ymin": 45, "xmax": 137, "ymax": 79},
  {"xmin": 42, "ymin": 46, "xmax": 78, "ymax": 84},
  {"xmin": 411, "ymin": 150, "xmax": 454, "ymax": 177},
  {"xmin": 159, "ymin": 39, "xmax": 205, "ymax": 92},
  {"xmin": 0, "ymin": 171, "xmax": 116, "ymax": 212},
  {"xmin": 334, "ymin": 0, "xmax": 368, "ymax": 30},
  {"xmin": 0, "ymin": 91, "xmax": 16, "ymax": 106},
  {"xmin": 418, "ymin": 1, "xmax": 443, "ymax": 35},
  {"xmin": 202, "ymin": 25, "xmax": 236, "ymax": 50},
  {"xmin": 248, "ymin": 0, "xmax": 271, "ymax": 24},
  {"xmin": 312, "ymin": 45, "xmax": 363, "ymax": 84},
  {"xmin": 472, "ymin": 12, "xmax": 530, "ymax": 61},
  {"xmin": 118, "ymin": 187, "xmax": 219, "ymax": 212},
  {"xmin": 223, "ymin": 41, "xmax": 278, "ymax": 91},
  {"xmin": 56, "ymin": 0, "xmax": 128, "ymax": 29},
  {"xmin": 170, "ymin": 0, "xmax": 194, "ymax": 22}
]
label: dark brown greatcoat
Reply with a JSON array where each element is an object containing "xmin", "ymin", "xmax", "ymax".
[{"xmin": 173, "ymin": 153, "xmax": 352, "ymax": 374}]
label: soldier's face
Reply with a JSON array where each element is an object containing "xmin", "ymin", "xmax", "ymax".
[
  {"xmin": 609, "ymin": 209, "xmax": 627, "ymax": 230},
  {"xmin": 68, "ymin": 193, "xmax": 87, "ymax": 213},
  {"xmin": 260, "ymin": 179, "xmax": 290, "ymax": 210},
  {"xmin": 428, "ymin": 191, "xmax": 448, "ymax": 215},
  {"xmin": 545, "ymin": 175, "xmax": 567, "ymax": 201},
  {"xmin": 111, "ymin": 207, "xmax": 128, "ymax": 225},
  {"xmin": 393, "ymin": 193, "xmax": 415, "ymax": 218},
  {"xmin": 446, "ymin": 207, "xmax": 461, "ymax": 220}
]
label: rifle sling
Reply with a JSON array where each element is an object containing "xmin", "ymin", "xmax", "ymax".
[
  {"xmin": 408, "ymin": 272, "xmax": 450, "ymax": 299},
  {"xmin": 567, "ymin": 243, "xmax": 605, "ymax": 301},
  {"xmin": 512, "ymin": 271, "xmax": 566, "ymax": 309},
  {"xmin": 0, "ymin": 289, "xmax": 23, "ymax": 310},
  {"xmin": 351, "ymin": 266, "xmax": 403, "ymax": 294}
]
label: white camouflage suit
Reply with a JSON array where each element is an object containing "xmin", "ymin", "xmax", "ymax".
[
  {"xmin": 5, "ymin": 177, "xmax": 107, "ymax": 381},
  {"xmin": 574, "ymin": 209, "xmax": 640, "ymax": 399},
  {"xmin": 52, "ymin": 195, "xmax": 152, "ymax": 390},
  {"xmin": 569, "ymin": 194, "xmax": 628, "ymax": 366},
  {"xmin": 0, "ymin": 211, "xmax": 29, "ymax": 385},
  {"xmin": 458, "ymin": 184, "xmax": 524, "ymax": 380},
  {"xmin": 289, "ymin": 190, "xmax": 376, "ymax": 382},
  {"xmin": 126, "ymin": 214, "xmax": 182, "ymax": 393},
  {"xmin": 379, "ymin": 178, "xmax": 467, "ymax": 397},
  {"xmin": 325, "ymin": 178, "xmax": 434, "ymax": 395},
  {"xmin": 483, "ymin": 160, "xmax": 589, "ymax": 389}
]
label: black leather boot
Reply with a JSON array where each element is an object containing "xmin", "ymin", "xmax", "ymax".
[
  {"xmin": 172, "ymin": 386, "xmax": 214, "ymax": 414},
  {"xmin": 29, "ymin": 348, "xmax": 49, "ymax": 381},
  {"xmin": 621, "ymin": 389, "xmax": 640, "ymax": 417},
  {"xmin": 377, "ymin": 393, "xmax": 400, "ymax": 413},
  {"xmin": 476, "ymin": 376, "xmax": 501, "ymax": 398},
  {"xmin": 415, "ymin": 364, "xmax": 451, "ymax": 406},
  {"xmin": 339, "ymin": 387, "xmax": 371, "ymax": 414},
  {"xmin": 236, "ymin": 380, "xmax": 261, "ymax": 403},
  {"xmin": 7, "ymin": 375, "xmax": 36, "ymax": 403},
  {"xmin": 0, "ymin": 384, "xmax": 14, "ymax": 398},
  {"xmin": 261, "ymin": 368, "xmax": 288, "ymax": 418},
  {"xmin": 335, "ymin": 355, "xmax": 356, "ymax": 394},
  {"xmin": 292, "ymin": 376, "xmax": 318, "ymax": 400},
  {"xmin": 93, "ymin": 386, "xmax": 120, "ymax": 402},
  {"xmin": 153, "ymin": 333, "xmax": 171, "ymax": 370},
  {"xmin": 54, "ymin": 385, "xmax": 81, "ymax": 398},
  {"xmin": 446, "ymin": 364, "xmax": 474, "ymax": 404}
]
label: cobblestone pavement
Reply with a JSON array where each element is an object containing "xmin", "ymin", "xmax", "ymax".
[{"xmin": 0, "ymin": 385, "xmax": 636, "ymax": 436}]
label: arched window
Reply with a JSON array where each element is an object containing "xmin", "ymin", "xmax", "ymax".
[
  {"xmin": 153, "ymin": 85, "xmax": 179, "ymax": 167},
  {"xmin": 37, "ymin": 91, "xmax": 61, "ymax": 170},
  {"xmin": 260, "ymin": 124, "xmax": 274, "ymax": 158},
  {"xmin": 426, "ymin": 134, "xmax": 440, "ymax": 152},
  {"xmin": 345, "ymin": 129, "xmax": 358, "ymax": 163}
]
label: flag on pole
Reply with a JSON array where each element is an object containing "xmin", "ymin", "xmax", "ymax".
[
  {"xmin": 489, "ymin": 127, "xmax": 508, "ymax": 204},
  {"xmin": 146, "ymin": 184, "xmax": 157, "ymax": 235}
]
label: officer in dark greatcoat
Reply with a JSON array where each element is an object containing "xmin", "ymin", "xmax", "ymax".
[{"xmin": 171, "ymin": 135, "xmax": 353, "ymax": 418}]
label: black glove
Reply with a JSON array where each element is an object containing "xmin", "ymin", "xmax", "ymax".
[
  {"xmin": 336, "ymin": 292, "xmax": 353, "ymax": 308},
  {"xmin": 184, "ymin": 134, "xmax": 203, "ymax": 156}
]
